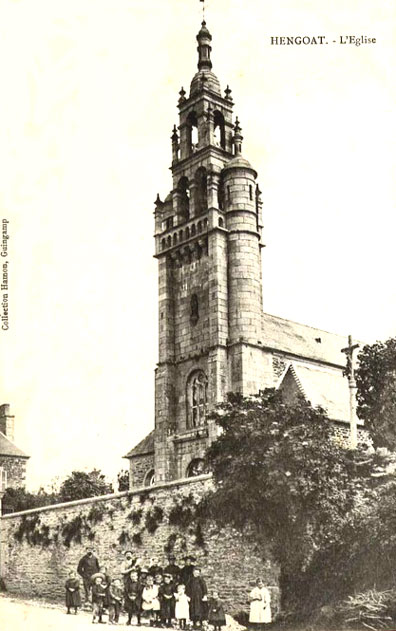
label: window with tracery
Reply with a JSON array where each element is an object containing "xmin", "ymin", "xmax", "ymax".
[
  {"xmin": 144, "ymin": 469, "xmax": 155, "ymax": 487},
  {"xmin": 186, "ymin": 458, "xmax": 207, "ymax": 478},
  {"xmin": 187, "ymin": 370, "xmax": 208, "ymax": 428}
]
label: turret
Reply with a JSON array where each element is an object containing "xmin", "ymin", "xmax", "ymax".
[{"xmin": 222, "ymin": 118, "xmax": 263, "ymax": 345}]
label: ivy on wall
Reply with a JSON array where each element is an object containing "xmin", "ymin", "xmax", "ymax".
[{"xmin": 11, "ymin": 488, "xmax": 207, "ymax": 553}]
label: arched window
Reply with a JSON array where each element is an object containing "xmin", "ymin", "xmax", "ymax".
[
  {"xmin": 213, "ymin": 111, "xmax": 226, "ymax": 149},
  {"xmin": 186, "ymin": 458, "xmax": 207, "ymax": 478},
  {"xmin": 177, "ymin": 176, "xmax": 190, "ymax": 222},
  {"xmin": 194, "ymin": 167, "xmax": 208, "ymax": 215},
  {"xmin": 187, "ymin": 370, "xmax": 208, "ymax": 428},
  {"xmin": 173, "ymin": 233, "xmax": 178, "ymax": 246},
  {"xmin": 144, "ymin": 469, "xmax": 155, "ymax": 487},
  {"xmin": 218, "ymin": 217, "xmax": 224, "ymax": 228},
  {"xmin": 186, "ymin": 111, "xmax": 198, "ymax": 153}
]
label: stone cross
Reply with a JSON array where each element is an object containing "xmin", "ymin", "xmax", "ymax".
[{"xmin": 341, "ymin": 335, "xmax": 360, "ymax": 449}]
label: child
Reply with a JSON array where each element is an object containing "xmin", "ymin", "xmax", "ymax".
[
  {"xmin": 125, "ymin": 569, "xmax": 142, "ymax": 626},
  {"xmin": 92, "ymin": 576, "xmax": 107, "ymax": 624},
  {"xmin": 174, "ymin": 583, "xmax": 190, "ymax": 630},
  {"xmin": 121, "ymin": 551, "xmax": 135, "ymax": 588},
  {"xmin": 159, "ymin": 572, "xmax": 175, "ymax": 627},
  {"xmin": 154, "ymin": 573, "xmax": 163, "ymax": 625},
  {"xmin": 65, "ymin": 570, "xmax": 81, "ymax": 615},
  {"xmin": 207, "ymin": 590, "xmax": 226, "ymax": 631},
  {"xmin": 108, "ymin": 578, "xmax": 123, "ymax": 624},
  {"xmin": 139, "ymin": 567, "xmax": 149, "ymax": 587},
  {"xmin": 149, "ymin": 557, "xmax": 163, "ymax": 577},
  {"xmin": 141, "ymin": 574, "xmax": 160, "ymax": 626},
  {"xmin": 248, "ymin": 579, "xmax": 271, "ymax": 627}
]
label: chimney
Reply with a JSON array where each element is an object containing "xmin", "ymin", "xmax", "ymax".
[{"xmin": 0, "ymin": 404, "xmax": 15, "ymax": 442}]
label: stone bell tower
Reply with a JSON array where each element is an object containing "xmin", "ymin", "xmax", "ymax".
[{"xmin": 153, "ymin": 22, "xmax": 267, "ymax": 484}]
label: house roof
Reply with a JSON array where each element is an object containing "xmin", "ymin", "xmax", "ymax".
[
  {"xmin": 261, "ymin": 312, "xmax": 356, "ymax": 367},
  {"xmin": 124, "ymin": 429, "xmax": 155, "ymax": 459},
  {"xmin": 0, "ymin": 431, "xmax": 29, "ymax": 458},
  {"xmin": 278, "ymin": 362, "xmax": 362, "ymax": 424}
]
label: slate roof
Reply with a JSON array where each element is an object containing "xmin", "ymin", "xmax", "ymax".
[
  {"xmin": 124, "ymin": 429, "xmax": 155, "ymax": 459},
  {"xmin": 0, "ymin": 431, "xmax": 29, "ymax": 458},
  {"xmin": 278, "ymin": 362, "xmax": 362, "ymax": 424},
  {"xmin": 261, "ymin": 312, "xmax": 353, "ymax": 367},
  {"xmin": 125, "ymin": 315, "xmax": 362, "ymax": 459}
]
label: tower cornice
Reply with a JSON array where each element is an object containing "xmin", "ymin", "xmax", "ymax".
[
  {"xmin": 178, "ymin": 90, "xmax": 234, "ymax": 114},
  {"xmin": 170, "ymin": 144, "xmax": 232, "ymax": 175}
]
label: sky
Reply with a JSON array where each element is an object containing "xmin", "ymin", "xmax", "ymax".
[{"xmin": 0, "ymin": 0, "xmax": 395, "ymax": 490}]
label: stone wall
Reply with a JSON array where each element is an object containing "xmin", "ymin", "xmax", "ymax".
[
  {"xmin": 0, "ymin": 475, "xmax": 279, "ymax": 616},
  {"xmin": 129, "ymin": 453, "xmax": 154, "ymax": 488},
  {"xmin": 0, "ymin": 455, "xmax": 27, "ymax": 490}
]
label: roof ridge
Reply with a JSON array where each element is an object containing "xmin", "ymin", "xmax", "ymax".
[{"xmin": 262, "ymin": 311, "xmax": 349, "ymax": 340}]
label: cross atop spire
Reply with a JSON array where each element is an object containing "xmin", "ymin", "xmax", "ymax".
[{"xmin": 200, "ymin": 0, "xmax": 205, "ymax": 21}]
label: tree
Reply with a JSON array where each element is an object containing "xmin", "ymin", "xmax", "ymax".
[
  {"xmin": 58, "ymin": 469, "xmax": 113, "ymax": 503},
  {"xmin": 201, "ymin": 390, "xmax": 373, "ymax": 614},
  {"xmin": 355, "ymin": 337, "xmax": 396, "ymax": 449},
  {"xmin": 2, "ymin": 486, "xmax": 58, "ymax": 514},
  {"xmin": 2, "ymin": 469, "xmax": 114, "ymax": 513},
  {"xmin": 117, "ymin": 469, "xmax": 130, "ymax": 491}
]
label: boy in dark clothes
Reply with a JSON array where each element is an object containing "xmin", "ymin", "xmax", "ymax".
[
  {"xmin": 186, "ymin": 567, "xmax": 208, "ymax": 628},
  {"xmin": 163, "ymin": 554, "xmax": 180, "ymax": 584},
  {"xmin": 207, "ymin": 590, "xmax": 226, "ymax": 631},
  {"xmin": 109, "ymin": 578, "xmax": 123, "ymax": 624},
  {"xmin": 139, "ymin": 567, "xmax": 149, "ymax": 587},
  {"xmin": 92, "ymin": 576, "xmax": 107, "ymax": 623},
  {"xmin": 125, "ymin": 569, "xmax": 142, "ymax": 626},
  {"xmin": 149, "ymin": 557, "xmax": 163, "ymax": 577},
  {"xmin": 159, "ymin": 572, "xmax": 175, "ymax": 627},
  {"xmin": 101, "ymin": 566, "xmax": 112, "ymax": 613},
  {"xmin": 65, "ymin": 570, "xmax": 81, "ymax": 615},
  {"xmin": 179, "ymin": 555, "xmax": 195, "ymax": 587}
]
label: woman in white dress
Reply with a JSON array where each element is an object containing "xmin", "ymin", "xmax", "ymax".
[{"xmin": 249, "ymin": 578, "xmax": 271, "ymax": 626}]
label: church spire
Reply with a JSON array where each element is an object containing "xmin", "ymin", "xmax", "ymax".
[{"xmin": 196, "ymin": 21, "xmax": 213, "ymax": 71}]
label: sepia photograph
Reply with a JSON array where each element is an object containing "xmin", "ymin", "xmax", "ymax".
[{"xmin": 0, "ymin": 0, "xmax": 395, "ymax": 629}]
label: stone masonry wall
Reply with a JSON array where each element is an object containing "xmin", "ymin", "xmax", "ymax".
[
  {"xmin": 0, "ymin": 475, "xmax": 279, "ymax": 617},
  {"xmin": 129, "ymin": 453, "xmax": 155, "ymax": 488},
  {"xmin": 0, "ymin": 456, "xmax": 28, "ymax": 489},
  {"xmin": 173, "ymin": 253, "xmax": 210, "ymax": 360}
]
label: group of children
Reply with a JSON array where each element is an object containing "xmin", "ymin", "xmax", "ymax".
[{"xmin": 67, "ymin": 550, "xmax": 227, "ymax": 628}]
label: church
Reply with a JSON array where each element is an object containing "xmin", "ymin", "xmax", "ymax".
[{"xmin": 125, "ymin": 21, "xmax": 358, "ymax": 488}]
